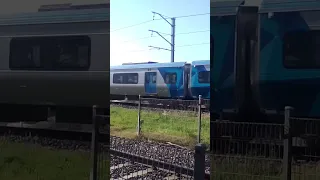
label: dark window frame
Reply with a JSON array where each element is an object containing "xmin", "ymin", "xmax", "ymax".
[
  {"xmin": 9, "ymin": 35, "xmax": 91, "ymax": 71},
  {"xmin": 198, "ymin": 71, "xmax": 210, "ymax": 83},
  {"xmin": 164, "ymin": 72, "xmax": 177, "ymax": 84},
  {"xmin": 113, "ymin": 73, "xmax": 139, "ymax": 84},
  {"xmin": 283, "ymin": 30, "xmax": 320, "ymax": 69}
]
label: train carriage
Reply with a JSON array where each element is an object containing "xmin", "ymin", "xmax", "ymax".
[
  {"xmin": 211, "ymin": 0, "xmax": 320, "ymax": 152},
  {"xmin": 258, "ymin": 0, "xmax": 320, "ymax": 118},
  {"xmin": 212, "ymin": 0, "xmax": 320, "ymax": 121},
  {"xmin": 110, "ymin": 62, "xmax": 190, "ymax": 100},
  {"xmin": 211, "ymin": 0, "xmax": 248, "ymax": 118},
  {"xmin": 189, "ymin": 60, "xmax": 210, "ymax": 99},
  {"xmin": 0, "ymin": 4, "xmax": 109, "ymax": 122}
]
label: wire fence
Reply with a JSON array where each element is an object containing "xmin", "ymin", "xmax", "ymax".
[
  {"xmin": 109, "ymin": 137, "xmax": 209, "ymax": 179},
  {"xmin": 107, "ymin": 96, "xmax": 211, "ymax": 179},
  {"xmin": 92, "ymin": 106, "xmax": 110, "ymax": 180},
  {"xmin": 0, "ymin": 105, "xmax": 110, "ymax": 180},
  {"xmin": 137, "ymin": 95, "xmax": 210, "ymax": 144},
  {"xmin": 210, "ymin": 106, "xmax": 320, "ymax": 180}
]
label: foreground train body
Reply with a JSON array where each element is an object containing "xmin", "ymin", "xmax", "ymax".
[
  {"xmin": 110, "ymin": 60, "xmax": 210, "ymax": 100},
  {"xmin": 0, "ymin": 4, "xmax": 109, "ymax": 122},
  {"xmin": 211, "ymin": 0, "xmax": 320, "ymax": 121}
]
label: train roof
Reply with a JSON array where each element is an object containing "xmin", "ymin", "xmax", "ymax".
[
  {"xmin": 191, "ymin": 60, "xmax": 210, "ymax": 66},
  {"xmin": 38, "ymin": 3, "xmax": 109, "ymax": 11},
  {"xmin": 0, "ymin": 7, "xmax": 109, "ymax": 26},
  {"xmin": 111, "ymin": 62, "xmax": 187, "ymax": 70},
  {"xmin": 259, "ymin": 0, "xmax": 320, "ymax": 13},
  {"xmin": 211, "ymin": 0, "xmax": 245, "ymax": 16}
]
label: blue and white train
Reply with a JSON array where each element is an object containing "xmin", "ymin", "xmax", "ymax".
[
  {"xmin": 211, "ymin": 0, "xmax": 320, "ymax": 121},
  {"xmin": 110, "ymin": 60, "xmax": 210, "ymax": 100}
]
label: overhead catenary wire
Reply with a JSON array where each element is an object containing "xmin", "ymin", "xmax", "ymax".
[
  {"xmin": 111, "ymin": 12, "xmax": 210, "ymax": 59},
  {"xmin": 116, "ymin": 42, "xmax": 209, "ymax": 53},
  {"xmin": 119, "ymin": 30, "xmax": 210, "ymax": 43},
  {"xmin": 110, "ymin": 19, "xmax": 155, "ymax": 33},
  {"xmin": 110, "ymin": 12, "xmax": 209, "ymax": 33}
]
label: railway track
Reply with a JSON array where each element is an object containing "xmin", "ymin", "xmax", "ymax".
[
  {"xmin": 110, "ymin": 99, "xmax": 210, "ymax": 112},
  {"xmin": 0, "ymin": 121, "xmax": 210, "ymax": 180},
  {"xmin": 110, "ymin": 155, "xmax": 192, "ymax": 179}
]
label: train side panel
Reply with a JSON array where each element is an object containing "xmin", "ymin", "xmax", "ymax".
[
  {"xmin": 0, "ymin": 10, "xmax": 109, "ymax": 107},
  {"xmin": 211, "ymin": 0, "xmax": 242, "ymax": 114},
  {"xmin": 258, "ymin": 1, "xmax": 320, "ymax": 118},
  {"xmin": 110, "ymin": 62, "xmax": 187, "ymax": 99},
  {"xmin": 189, "ymin": 60, "xmax": 210, "ymax": 99},
  {"xmin": 110, "ymin": 69, "xmax": 146, "ymax": 97},
  {"xmin": 157, "ymin": 66, "xmax": 186, "ymax": 99}
]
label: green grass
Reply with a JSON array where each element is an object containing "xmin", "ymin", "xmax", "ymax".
[
  {"xmin": 110, "ymin": 105, "xmax": 210, "ymax": 148},
  {"xmin": 0, "ymin": 140, "xmax": 110, "ymax": 180}
]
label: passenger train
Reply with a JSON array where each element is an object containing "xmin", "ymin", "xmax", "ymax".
[
  {"xmin": 110, "ymin": 60, "xmax": 210, "ymax": 100},
  {"xmin": 0, "ymin": 3, "xmax": 109, "ymax": 123},
  {"xmin": 211, "ymin": 0, "xmax": 320, "ymax": 122}
]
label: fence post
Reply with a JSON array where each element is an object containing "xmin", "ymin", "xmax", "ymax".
[
  {"xmin": 137, "ymin": 95, "xmax": 141, "ymax": 136},
  {"xmin": 283, "ymin": 106, "xmax": 293, "ymax": 180},
  {"xmin": 90, "ymin": 105, "xmax": 99, "ymax": 180},
  {"xmin": 194, "ymin": 143, "xmax": 206, "ymax": 180},
  {"xmin": 197, "ymin": 95, "xmax": 202, "ymax": 144}
]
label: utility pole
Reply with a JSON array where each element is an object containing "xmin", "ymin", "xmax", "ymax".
[{"xmin": 149, "ymin": 11, "xmax": 175, "ymax": 62}]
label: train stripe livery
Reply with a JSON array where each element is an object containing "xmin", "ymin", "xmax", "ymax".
[
  {"xmin": 110, "ymin": 60, "xmax": 210, "ymax": 100},
  {"xmin": 211, "ymin": 0, "xmax": 320, "ymax": 121}
]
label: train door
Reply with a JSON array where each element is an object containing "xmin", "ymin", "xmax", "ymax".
[
  {"xmin": 234, "ymin": 5, "xmax": 260, "ymax": 121},
  {"xmin": 144, "ymin": 72, "xmax": 157, "ymax": 94}
]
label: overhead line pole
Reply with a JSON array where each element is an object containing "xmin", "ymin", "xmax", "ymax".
[{"xmin": 149, "ymin": 11, "xmax": 175, "ymax": 62}]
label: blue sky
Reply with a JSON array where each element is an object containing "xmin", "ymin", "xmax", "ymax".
[{"xmin": 110, "ymin": 0, "xmax": 210, "ymax": 66}]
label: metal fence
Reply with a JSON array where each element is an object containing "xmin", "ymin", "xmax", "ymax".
[
  {"xmin": 137, "ymin": 95, "xmax": 210, "ymax": 144},
  {"xmin": 107, "ymin": 96, "xmax": 211, "ymax": 179},
  {"xmin": 0, "ymin": 105, "xmax": 109, "ymax": 180},
  {"xmin": 210, "ymin": 106, "xmax": 320, "ymax": 180},
  {"xmin": 91, "ymin": 105, "xmax": 110, "ymax": 180},
  {"xmin": 109, "ymin": 137, "xmax": 209, "ymax": 179}
]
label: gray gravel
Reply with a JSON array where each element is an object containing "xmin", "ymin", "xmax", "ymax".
[
  {"xmin": 111, "ymin": 136, "xmax": 210, "ymax": 174},
  {"xmin": 111, "ymin": 162, "xmax": 148, "ymax": 179},
  {"xmin": 110, "ymin": 156, "xmax": 193, "ymax": 179}
]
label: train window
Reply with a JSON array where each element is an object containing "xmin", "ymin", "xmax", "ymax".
[
  {"xmin": 145, "ymin": 72, "xmax": 157, "ymax": 83},
  {"xmin": 152, "ymin": 75, "xmax": 157, "ymax": 83},
  {"xmin": 165, "ymin": 73, "xmax": 177, "ymax": 84},
  {"xmin": 9, "ymin": 36, "xmax": 91, "ymax": 71},
  {"xmin": 113, "ymin": 73, "xmax": 138, "ymax": 84},
  {"xmin": 283, "ymin": 31, "xmax": 320, "ymax": 68},
  {"xmin": 198, "ymin": 71, "xmax": 210, "ymax": 83},
  {"xmin": 127, "ymin": 74, "xmax": 138, "ymax": 84}
]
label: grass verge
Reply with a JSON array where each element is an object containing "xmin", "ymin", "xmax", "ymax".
[
  {"xmin": 0, "ymin": 140, "xmax": 109, "ymax": 180},
  {"xmin": 110, "ymin": 105, "xmax": 210, "ymax": 148}
]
